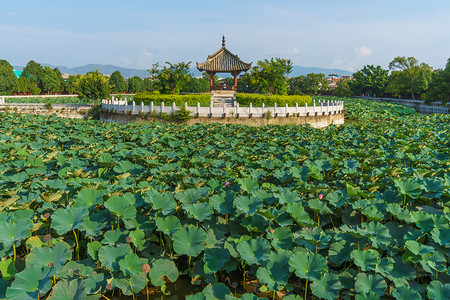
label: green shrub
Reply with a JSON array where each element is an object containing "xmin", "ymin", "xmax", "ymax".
[
  {"xmin": 134, "ymin": 92, "xmax": 211, "ymax": 106},
  {"xmin": 172, "ymin": 107, "xmax": 192, "ymax": 121},
  {"xmin": 236, "ymin": 93, "xmax": 312, "ymax": 106}
]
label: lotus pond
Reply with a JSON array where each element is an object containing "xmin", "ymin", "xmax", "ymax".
[{"xmin": 0, "ymin": 98, "xmax": 449, "ymax": 299}]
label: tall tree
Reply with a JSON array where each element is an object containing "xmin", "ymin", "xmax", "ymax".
[
  {"xmin": 288, "ymin": 76, "xmax": 307, "ymax": 95},
  {"xmin": 249, "ymin": 58, "xmax": 292, "ymax": 95},
  {"xmin": 350, "ymin": 65, "xmax": 389, "ymax": 97},
  {"xmin": 304, "ymin": 73, "xmax": 329, "ymax": 95},
  {"xmin": 109, "ymin": 71, "xmax": 127, "ymax": 93},
  {"xmin": 388, "ymin": 56, "xmax": 432, "ymax": 99},
  {"xmin": 21, "ymin": 60, "xmax": 43, "ymax": 85},
  {"xmin": 13, "ymin": 77, "xmax": 41, "ymax": 95},
  {"xmin": 149, "ymin": 62, "xmax": 191, "ymax": 94},
  {"xmin": 127, "ymin": 76, "xmax": 144, "ymax": 93},
  {"xmin": 426, "ymin": 58, "xmax": 450, "ymax": 105},
  {"xmin": 0, "ymin": 59, "xmax": 18, "ymax": 95},
  {"xmin": 332, "ymin": 78, "xmax": 352, "ymax": 97},
  {"xmin": 76, "ymin": 69, "xmax": 110, "ymax": 101},
  {"xmin": 143, "ymin": 77, "xmax": 156, "ymax": 92},
  {"xmin": 40, "ymin": 66, "xmax": 60, "ymax": 94}
]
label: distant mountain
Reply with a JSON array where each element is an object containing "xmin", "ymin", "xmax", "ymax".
[{"xmin": 13, "ymin": 64, "xmax": 353, "ymax": 78}]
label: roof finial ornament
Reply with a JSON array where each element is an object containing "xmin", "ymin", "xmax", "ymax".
[{"xmin": 222, "ymin": 35, "xmax": 225, "ymax": 47}]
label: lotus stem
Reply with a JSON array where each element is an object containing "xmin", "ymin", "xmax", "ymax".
[
  {"xmin": 13, "ymin": 243, "xmax": 16, "ymax": 263},
  {"xmin": 73, "ymin": 229, "xmax": 79, "ymax": 260},
  {"xmin": 129, "ymin": 279, "xmax": 135, "ymax": 300},
  {"xmin": 403, "ymin": 194, "xmax": 406, "ymax": 207},
  {"xmin": 146, "ymin": 276, "xmax": 149, "ymax": 300},
  {"xmin": 272, "ymin": 291, "xmax": 276, "ymax": 300},
  {"xmin": 304, "ymin": 280, "xmax": 308, "ymax": 300}
]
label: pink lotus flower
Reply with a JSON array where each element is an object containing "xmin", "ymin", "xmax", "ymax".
[
  {"xmin": 318, "ymin": 194, "xmax": 323, "ymax": 200},
  {"xmin": 224, "ymin": 182, "xmax": 230, "ymax": 187},
  {"xmin": 269, "ymin": 229, "xmax": 275, "ymax": 234}
]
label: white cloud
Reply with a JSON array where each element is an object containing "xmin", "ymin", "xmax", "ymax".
[
  {"xmin": 120, "ymin": 51, "xmax": 155, "ymax": 69},
  {"xmin": 354, "ymin": 46, "xmax": 372, "ymax": 58},
  {"xmin": 286, "ymin": 48, "xmax": 299, "ymax": 55}
]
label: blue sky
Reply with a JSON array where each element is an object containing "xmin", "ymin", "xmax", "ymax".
[{"xmin": 1, "ymin": 0, "xmax": 449, "ymax": 71}]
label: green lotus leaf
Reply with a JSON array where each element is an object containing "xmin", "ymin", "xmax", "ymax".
[
  {"xmin": 113, "ymin": 273, "xmax": 147, "ymax": 296},
  {"xmin": 51, "ymin": 207, "xmax": 88, "ymax": 235},
  {"xmin": 410, "ymin": 211, "xmax": 434, "ymax": 232},
  {"xmin": 0, "ymin": 218, "xmax": 33, "ymax": 245},
  {"xmin": 72, "ymin": 188, "xmax": 104, "ymax": 209},
  {"xmin": 149, "ymin": 259, "xmax": 178, "ymax": 286},
  {"xmin": 421, "ymin": 178, "xmax": 444, "ymax": 193},
  {"xmin": 288, "ymin": 251, "xmax": 328, "ymax": 281},
  {"xmin": 119, "ymin": 253, "xmax": 145, "ymax": 277},
  {"xmin": 98, "ymin": 244, "xmax": 131, "ymax": 272},
  {"xmin": 129, "ymin": 229, "xmax": 146, "ymax": 251},
  {"xmin": 102, "ymin": 229, "xmax": 128, "ymax": 245},
  {"xmin": 421, "ymin": 251, "xmax": 446, "ymax": 274},
  {"xmin": 186, "ymin": 293, "xmax": 207, "ymax": 300},
  {"xmin": 234, "ymin": 195, "xmax": 262, "ymax": 215},
  {"xmin": 355, "ymin": 291, "xmax": 381, "ymax": 300},
  {"xmin": 184, "ymin": 202, "xmax": 213, "ymax": 221},
  {"xmin": 286, "ymin": 202, "xmax": 314, "ymax": 227},
  {"xmin": 203, "ymin": 282, "xmax": 235, "ymax": 300},
  {"xmin": 173, "ymin": 226, "xmax": 207, "ymax": 257},
  {"xmin": 203, "ymin": 248, "xmax": 230, "ymax": 274},
  {"xmin": 308, "ymin": 198, "xmax": 332, "ymax": 214},
  {"xmin": 427, "ymin": 280, "xmax": 450, "ymax": 300},
  {"xmin": 375, "ymin": 257, "xmax": 394, "ymax": 276},
  {"xmin": 360, "ymin": 222, "xmax": 391, "ymax": 248},
  {"xmin": 355, "ymin": 273, "xmax": 387, "ymax": 296},
  {"xmin": 0, "ymin": 258, "xmax": 17, "ymax": 280},
  {"xmin": 6, "ymin": 265, "xmax": 53, "ymax": 300},
  {"xmin": 351, "ymin": 249, "xmax": 380, "ymax": 271},
  {"xmin": 105, "ymin": 194, "xmax": 137, "ymax": 220},
  {"xmin": 310, "ymin": 273, "xmax": 342, "ymax": 300},
  {"xmin": 236, "ymin": 238, "xmax": 271, "ymax": 265},
  {"xmin": 237, "ymin": 177, "xmax": 259, "ymax": 193},
  {"xmin": 87, "ymin": 241, "xmax": 102, "ymax": 260},
  {"xmin": 326, "ymin": 190, "xmax": 348, "ymax": 208},
  {"xmin": 174, "ymin": 188, "xmax": 209, "ymax": 205},
  {"xmin": 274, "ymin": 190, "xmax": 300, "ymax": 204},
  {"xmin": 113, "ymin": 160, "xmax": 133, "ymax": 173},
  {"xmin": 155, "ymin": 215, "xmax": 182, "ymax": 236},
  {"xmin": 256, "ymin": 251, "xmax": 291, "ymax": 291},
  {"xmin": 209, "ymin": 191, "xmax": 235, "ymax": 215},
  {"xmin": 329, "ymin": 239, "xmax": 357, "ymax": 266},
  {"xmin": 240, "ymin": 294, "xmax": 267, "ymax": 300},
  {"xmin": 392, "ymin": 286, "xmax": 422, "ymax": 300},
  {"xmin": 386, "ymin": 256, "xmax": 416, "ymax": 286},
  {"xmin": 404, "ymin": 240, "xmax": 434, "ymax": 255},
  {"xmin": 362, "ymin": 206, "xmax": 384, "ymax": 221},
  {"xmin": 27, "ymin": 242, "xmax": 71, "ymax": 268},
  {"xmin": 47, "ymin": 278, "xmax": 87, "ymax": 300},
  {"xmin": 387, "ymin": 204, "xmax": 411, "ymax": 223},
  {"xmin": 143, "ymin": 189, "xmax": 177, "ymax": 215},
  {"xmin": 270, "ymin": 226, "xmax": 293, "ymax": 250},
  {"xmin": 394, "ymin": 178, "xmax": 422, "ymax": 199}
]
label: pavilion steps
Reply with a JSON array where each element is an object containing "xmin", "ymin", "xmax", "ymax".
[{"xmin": 211, "ymin": 92, "xmax": 236, "ymax": 107}]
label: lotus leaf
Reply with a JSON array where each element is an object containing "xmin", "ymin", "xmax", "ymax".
[
  {"xmin": 427, "ymin": 281, "xmax": 450, "ymax": 300},
  {"xmin": 143, "ymin": 189, "xmax": 177, "ymax": 215},
  {"xmin": 27, "ymin": 242, "xmax": 71, "ymax": 268},
  {"xmin": 98, "ymin": 244, "xmax": 131, "ymax": 272},
  {"xmin": 72, "ymin": 188, "xmax": 104, "ymax": 209},
  {"xmin": 288, "ymin": 251, "xmax": 328, "ymax": 281},
  {"xmin": 270, "ymin": 226, "xmax": 293, "ymax": 250},
  {"xmin": 326, "ymin": 190, "xmax": 348, "ymax": 208},
  {"xmin": 104, "ymin": 194, "xmax": 136, "ymax": 220},
  {"xmin": 255, "ymin": 251, "xmax": 290, "ymax": 291},
  {"xmin": 0, "ymin": 258, "xmax": 16, "ymax": 280},
  {"xmin": 310, "ymin": 273, "xmax": 342, "ymax": 300},
  {"xmin": 286, "ymin": 202, "xmax": 314, "ymax": 227},
  {"xmin": 202, "ymin": 282, "xmax": 235, "ymax": 300},
  {"xmin": 394, "ymin": 179, "xmax": 422, "ymax": 199},
  {"xmin": 184, "ymin": 202, "xmax": 213, "ymax": 221},
  {"xmin": 6, "ymin": 265, "xmax": 53, "ymax": 300},
  {"xmin": 51, "ymin": 207, "xmax": 88, "ymax": 235},
  {"xmin": 236, "ymin": 238, "xmax": 271, "ymax": 265},
  {"xmin": 410, "ymin": 211, "xmax": 434, "ymax": 232},
  {"xmin": 355, "ymin": 273, "xmax": 386, "ymax": 296},
  {"xmin": 203, "ymin": 248, "xmax": 230, "ymax": 274},
  {"xmin": 237, "ymin": 177, "xmax": 259, "ymax": 193},
  {"xmin": 392, "ymin": 286, "xmax": 422, "ymax": 300},
  {"xmin": 234, "ymin": 195, "xmax": 262, "ymax": 215},
  {"xmin": 156, "ymin": 215, "xmax": 182, "ymax": 236},
  {"xmin": 47, "ymin": 278, "xmax": 87, "ymax": 300},
  {"xmin": 173, "ymin": 226, "xmax": 207, "ymax": 257},
  {"xmin": 113, "ymin": 160, "xmax": 133, "ymax": 173},
  {"xmin": 149, "ymin": 259, "xmax": 178, "ymax": 286},
  {"xmin": 119, "ymin": 253, "xmax": 145, "ymax": 277},
  {"xmin": 0, "ymin": 218, "xmax": 33, "ymax": 245},
  {"xmin": 351, "ymin": 250, "xmax": 380, "ymax": 271},
  {"xmin": 113, "ymin": 273, "xmax": 147, "ymax": 296}
]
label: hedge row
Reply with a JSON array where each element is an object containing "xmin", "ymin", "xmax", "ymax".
[
  {"xmin": 133, "ymin": 92, "xmax": 211, "ymax": 106},
  {"xmin": 236, "ymin": 93, "xmax": 312, "ymax": 106}
]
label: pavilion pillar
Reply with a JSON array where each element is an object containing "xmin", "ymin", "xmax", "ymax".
[{"xmin": 208, "ymin": 72, "xmax": 215, "ymax": 92}]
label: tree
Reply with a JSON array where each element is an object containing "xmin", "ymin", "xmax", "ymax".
[
  {"xmin": 248, "ymin": 58, "xmax": 292, "ymax": 95},
  {"xmin": 13, "ymin": 77, "xmax": 41, "ymax": 95},
  {"xmin": 127, "ymin": 76, "xmax": 144, "ymax": 93},
  {"xmin": 65, "ymin": 75, "xmax": 82, "ymax": 94},
  {"xmin": 387, "ymin": 56, "xmax": 432, "ymax": 99},
  {"xmin": 426, "ymin": 58, "xmax": 450, "ymax": 105},
  {"xmin": 40, "ymin": 66, "xmax": 60, "ymax": 94},
  {"xmin": 304, "ymin": 73, "xmax": 329, "ymax": 95},
  {"xmin": 149, "ymin": 62, "xmax": 191, "ymax": 94},
  {"xmin": 143, "ymin": 77, "xmax": 157, "ymax": 92},
  {"xmin": 288, "ymin": 76, "xmax": 306, "ymax": 95},
  {"xmin": 0, "ymin": 59, "xmax": 18, "ymax": 95},
  {"xmin": 332, "ymin": 78, "xmax": 352, "ymax": 97},
  {"xmin": 109, "ymin": 71, "xmax": 127, "ymax": 93},
  {"xmin": 21, "ymin": 60, "xmax": 43, "ymax": 85},
  {"xmin": 350, "ymin": 65, "xmax": 389, "ymax": 97},
  {"xmin": 76, "ymin": 69, "xmax": 110, "ymax": 101}
]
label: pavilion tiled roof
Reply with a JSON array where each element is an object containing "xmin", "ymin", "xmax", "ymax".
[{"xmin": 197, "ymin": 38, "xmax": 251, "ymax": 73}]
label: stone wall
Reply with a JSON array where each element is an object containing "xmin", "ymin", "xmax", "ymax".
[
  {"xmin": 100, "ymin": 112, "xmax": 345, "ymax": 128},
  {"xmin": 0, "ymin": 103, "xmax": 93, "ymax": 119}
]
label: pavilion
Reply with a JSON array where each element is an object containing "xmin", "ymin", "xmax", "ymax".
[{"xmin": 196, "ymin": 36, "xmax": 252, "ymax": 92}]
